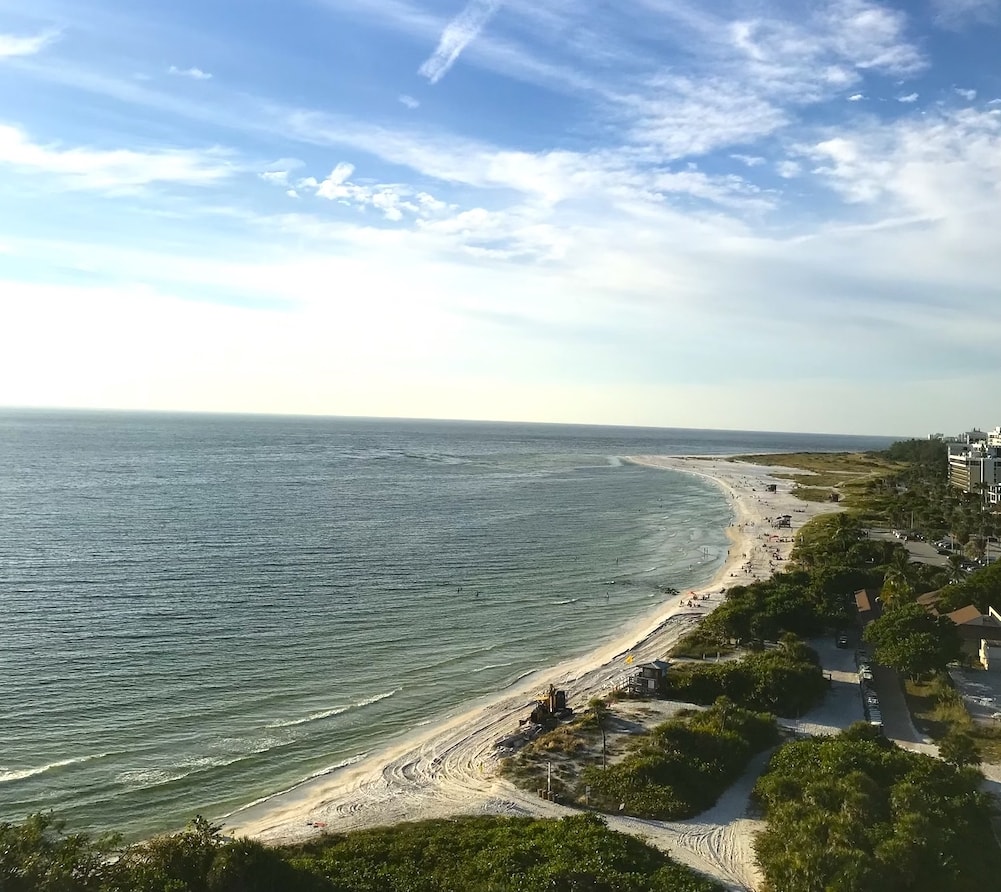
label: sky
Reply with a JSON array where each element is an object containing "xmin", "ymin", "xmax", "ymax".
[{"xmin": 1, "ymin": 0, "xmax": 1000, "ymax": 436}]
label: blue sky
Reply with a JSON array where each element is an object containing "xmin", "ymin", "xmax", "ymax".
[{"xmin": 2, "ymin": 0, "xmax": 1000, "ymax": 435}]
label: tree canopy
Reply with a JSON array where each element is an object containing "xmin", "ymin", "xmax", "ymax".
[
  {"xmin": 863, "ymin": 602, "xmax": 962, "ymax": 678},
  {"xmin": 0, "ymin": 812, "xmax": 723, "ymax": 892},
  {"xmin": 754, "ymin": 726, "xmax": 999, "ymax": 892}
]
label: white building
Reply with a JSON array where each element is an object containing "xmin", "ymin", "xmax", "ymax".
[{"xmin": 948, "ymin": 441, "xmax": 1001, "ymax": 494}]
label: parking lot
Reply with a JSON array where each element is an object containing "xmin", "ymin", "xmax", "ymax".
[
  {"xmin": 867, "ymin": 528, "xmax": 999, "ymax": 570},
  {"xmin": 782, "ymin": 631, "xmax": 927, "ymax": 745},
  {"xmin": 950, "ymin": 667, "xmax": 1001, "ymax": 727}
]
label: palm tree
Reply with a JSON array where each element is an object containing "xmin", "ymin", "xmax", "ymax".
[
  {"xmin": 588, "ymin": 698, "xmax": 610, "ymax": 769},
  {"xmin": 946, "ymin": 554, "xmax": 966, "ymax": 585},
  {"xmin": 882, "ymin": 548, "xmax": 916, "ymax": 603}
]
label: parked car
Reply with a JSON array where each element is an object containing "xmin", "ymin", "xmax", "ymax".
[{"xmin": 836, "ymin": 633, "xmax": 849, "ymax": 648}]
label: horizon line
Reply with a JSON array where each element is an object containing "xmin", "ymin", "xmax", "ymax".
[{"xmin": 0, "ymin": 404, "xmax": 910, "ymax": 441}]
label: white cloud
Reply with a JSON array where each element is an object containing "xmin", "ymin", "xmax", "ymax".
[
  {"xmin": 776, "ymin": 160, "xmax": 802, "ymax": 178},
  {"xmin": 955, "ymin": 87, "xmax": 977, "ymax": 101},
  {"xmin": 260, "ymin": 169, "xmax": 289, "ymax": 185},
  {"xmin": 898, "ymin": 92, "xmax": 919, "ymax": 103},
  {"xmin": 314, "ymin": 162, "xmax": 356, "ymax": 199},
  {"xmin": 731, "ymin": 154, "xmax": 766, "ymax": 167},
  {"xmin": 627, "ymin": 76, "xmax": 788, "ymax": 159},
  {"xmin": 419, "ymin": 0, "xmax": 503, "ymax": 84},
  {"xmin": 169, "ymin": 66, "xmax": 213, "ymax": 80},
  {"xmin": 0, "ymin": 30, "xmax": 58, "ymax": 58},
  {"xmin": 297, "ymin": 161, "xmax": 455, "ymax": 222},
  {"xmin": 800, "ymin": 108, "xmax": 1001, "ymax": 224},
  {"xmin": 399, "ymin": 94, "xmax": 420, "ymax": 109},
  {"xmin": 0, "ymin": 124, "xmax": 234, "ymax": 190},
  {"xmin": 847, "ymin": 92, "xmax": 864, "ymax": 101}
]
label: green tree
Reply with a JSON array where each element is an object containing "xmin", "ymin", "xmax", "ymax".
[
  {"xmin": 964, "ymin": 537, "xmax": 986, "ymax": 562},
  {"xmin": 938, "ymin": 730, "xmax": 980, "ymax": 767},
  {"xmin": 946, "ymin": 554, "xmax": 966, "ymax": 585},
  {"xmin": 863, "ymin": 603, "xmax": 961, "ymax": 679},
  {"xmin": 588, "ymin": 697, "xmax": 610, "ymax": 769},
  {"xmin": 882, "ymin": 548, "xmax": 916, "ymax": 604},
  {"xmin": 0, "ymin": 813, "xmax": 117, "ymax": 892}
]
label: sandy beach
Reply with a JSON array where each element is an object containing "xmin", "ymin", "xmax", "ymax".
[{"xmin": 225, "ymin": 455, "xmax": 843, "ymax": 890}]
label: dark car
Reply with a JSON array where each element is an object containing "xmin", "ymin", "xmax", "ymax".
[{"xmin": 836, "ymin": 634, "xmax": 849, "ymax": 648}]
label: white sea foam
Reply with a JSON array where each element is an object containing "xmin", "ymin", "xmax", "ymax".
[
  {"xmin": 355, "ymin": 688, "xmax": 400, "ymax": 708},
  {"xmin": 268, "ymin": 690, "xmax": 399, "ymax": 730},
  {"xmin": 268, "ymin": 705, "xmax": 351, "ymax": 728},
  {"xmin": 471, "ymin": 661, "xmax": 514, "ymax": 673},
  {"xmin": 553, "ymin": 598, "xmax": 580, "ymax": 605},
  {"xmin": 0, "ymin": 753, "xmax": 108, "ymax": 784},
  {"xmin": 308, "ymin": 753, "xmax": 367, "ymax": 779},
  {"xmin": 116, "ymin": 767, "xmax": 189, "ymax": 789}
]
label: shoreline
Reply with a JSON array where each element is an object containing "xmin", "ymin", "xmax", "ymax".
[{"xmin": 225, "ymin": 455, "xmax": 841, "ymax": 856}]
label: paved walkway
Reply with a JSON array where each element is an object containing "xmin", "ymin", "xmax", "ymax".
[{"xmin": 871, "ymin": 665, "xmax": 929, "ymax": 746}]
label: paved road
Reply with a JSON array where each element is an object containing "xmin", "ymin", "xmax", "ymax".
[
  {"xmin": 867, "ymin": 529, "xmax": 949, "ymax": 568},
  {"xmin": 867, "ymin": 528, "xmax": 1001, "ymax": 568},
  {"xmin": 870, "ymin": 664, "xmax": 926, "ymax": 745}
]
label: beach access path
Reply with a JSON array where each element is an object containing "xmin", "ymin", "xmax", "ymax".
[{"xmin": 226, "ymin": 456, "xmax": 845, "ymax": 891}]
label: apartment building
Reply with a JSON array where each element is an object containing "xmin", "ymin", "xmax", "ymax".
[{"xmin": 948, "ymin": 440, "xmax": 1000, "ymax": 494}]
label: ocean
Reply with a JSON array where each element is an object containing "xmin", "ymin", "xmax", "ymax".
[{"xmin": 0, "ymin": 411, "xmax": 897, "ymax": 837}]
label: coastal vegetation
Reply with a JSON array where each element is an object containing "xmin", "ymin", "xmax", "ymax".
[
  {"xmin": 579, "ymin": 698, "xmax": 777, "ymax": 820},
  {"xmin": 934, "ymin": 559, "xmax": 1001, "ymax": 613},
  {"xmin": 1, "ymin": 812, "xmax": 723, "ymax": 892},
  {"xmin": 862, "ymin": 600, "xmax": 961, "ymax": 679},
  {"xmin": 660, "ymin": 637, "xmax": 827, "ymax": 717},
  {"xmin": 501, "ymin": 698, "xmax": 777, "ymax": 821},
  {"xmin": 731, "ymin": 451, "xmax": 902, "ymax": 505},
  {"xmin": 753, "ymin": 724, "xmax": 1001, "ymax": 891},
  {"xmin": 682, "ymin": 513, "xmax": 884, "ymax": 649}
]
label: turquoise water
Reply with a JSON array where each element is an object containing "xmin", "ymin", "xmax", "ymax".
[{"xmin": 0, "ymin": 412, "xmax": 896, "ymax": 836}]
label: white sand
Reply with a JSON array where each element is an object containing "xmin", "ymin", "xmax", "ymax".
[{"xmin": 225, "ymin": 455, "xmax": 843, "ymax": 891}]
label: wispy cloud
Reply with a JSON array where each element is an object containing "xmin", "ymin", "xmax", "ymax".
[
  {"xmin": 292, "ymin": 161, "xmax": 456, "ymax": 222},
  {"xmin": 848, "ymin": 92, "xmax": 864, "ymax": 101},
  {"xmin": 419, "ymin": 0, "xmax": 503, "ymax": 84},
  {"xmin": 932, "ymin": 0, "xmax": 1000, "ymax": 29},
  {"xmin": 399, "ymin": 94, "xmax": 420, "ymax": 109},
  {"xmin": 0, "ymin": 124, "xmax": 234, "ymax": 191},
  {"xmin": 0, "ymin": 30, "xmax": 59, "ymax": 58},
  {"xmin": 898, "ymin": 92, "xmax": 919, "ymax": 102},
  {"xmin": 955, "ymin": 87, "xmax": 977, "ymax": 101},
  {"xmin": 169, "ymin": 65, "xmax": 213, "ymax": 80}
]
